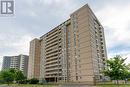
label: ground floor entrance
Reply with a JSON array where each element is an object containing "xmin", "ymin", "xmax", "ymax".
[{"xmin": 45, "ymin": 77, "xmax": 58, "ymax": 82}]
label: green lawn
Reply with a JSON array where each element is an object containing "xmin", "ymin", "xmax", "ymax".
[
  {"xmin": 96, "ymin": 84, "xmax": 130, "ymax": 87},
  {"xmin": 6, "ymin": 84, "xmax": 57, "ymax": 87},
  {"xmin": 2, "ymin": 83, "xmax": 130, "ymax": 87},
  {"xmin": 10, "ymin": 84, "xmax": 130, "ymax": 87}
]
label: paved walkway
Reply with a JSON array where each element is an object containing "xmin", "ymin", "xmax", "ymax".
[
  {"xmin": 0, "ymin": 84, "xmax": 96, "ymax": 87},
  {"xmin": 0, "ymin": 85, "xmax": 8, "ymax": 87},
  {"xmin": 58, "ymin": 84, "xmax": 96, "ymax": 87},
  {"xmin": 0, "ymin": 85, "xmax": 57, "ymax": 87}
]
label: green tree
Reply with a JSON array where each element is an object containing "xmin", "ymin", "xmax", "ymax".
[
  {"xmin": 0, "ymin": 69, "xmax": 14, "ymax": 85},
  {"xmin": 15, "ymin": 70, "xmax": 25, "ymax": 84},
  {"xmin": 103, "ymin": 55, "xmax": 129, "ymax": 86},
  {"xmin": 0, "ymin": 68, "xmax": 25, "ymax": 85}
]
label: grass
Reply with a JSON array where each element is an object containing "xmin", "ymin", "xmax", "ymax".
[
  {"xmin": 96, "ymin": 81, "xmax": 130, "ymax": 87},
  {"xmin": 9, "ymin": 84, "xmax": 130, "ymax": 87},
  {"xmin": 3, "ymin": 84, "xmax": 58, "ymax": 87},
  {"xmin": 96, "ymin": 84, "xmax": 130, "ymax": 87},
  {"xmin": 1, "ymin": 83, "xmax": 130, "ymax": 87}
]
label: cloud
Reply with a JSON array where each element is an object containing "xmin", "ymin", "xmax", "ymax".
[
  {"xmin": 0, "ymin": 0, "xmax": 130, "ymax": 69},
  {"xmin": 0, "ymin": 28, "xmax": 34, "ymax": 68},
  {"xmin": 13, "ymin": 0, "xmax": 82, "ymax": 36},
  {"xmin": 96, "ymin": 5, "xmax": 130, "ymax": 47},
  {"xmin": 0, "ymin": 0, "xmax": 81, "ymax": 70},
  {"xmin": 0, "ymin": 18, "xmax": 35, "ymax": 69},
  {"xmin": 95, "ymin": 1, "xmax": 130, "ymax": 63},
  {"xmin": 0, "ymin": 34, "xmax": 33, "ymax": 69}
]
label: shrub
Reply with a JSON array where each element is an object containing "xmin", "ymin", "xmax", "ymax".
[{"xmin": 28, "ymin": 78, "xmax": 39, "ymax": 84}]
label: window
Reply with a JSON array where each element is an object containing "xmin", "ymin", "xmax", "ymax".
[
  {"xmin": 80, "ymin": 76, "xmax": 82, "ymax": 79},
  {"xmin": 102, "ymin": 50, "xmax": 104, "ymax": 53},
  {"xmin": 78, "ymin": 44, "xmax": 80, "ymax": 47},
  {"xmin": 74, "ymin": 34, "xmax": 76, "ymax": 46},
  {"xmin": 76, "ymin": 76, "xmax": 78, "ymax": 80},
  {"xmin": 79, "ymin": 65, "xmax": 81, "ymax": 68},
  {"xmin": 99, "ymin": 31, "xmax": 102, "ymax": 33},
  {"xmin": 101, "ymin": 42, "xmax": 103, "ymax": 45},
  {"xmin": 102, "ymin": 54, "xmax": 105, "ymax": 57}
]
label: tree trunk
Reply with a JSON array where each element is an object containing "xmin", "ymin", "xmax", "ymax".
[
  {"xmin": 18, "ymin": 81, "xmax": 20, "ymax": 85},
  {"xmin": 117, "ymin": 80, "xmax": 119, "ymax": 87},
  {"xmin": 7, "ymin": 82, "xmax": 9, "ymax": 86}
]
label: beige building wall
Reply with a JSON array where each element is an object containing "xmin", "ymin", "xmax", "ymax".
[
  {"xmin": 29, "ymin": 4, "xmax": 107, "ymax": 84},
  {"xmin": 39, "ymin": 20, "xmax": 71, "ymax": 83},
  {"xmin": 28, "ymin": 38, "xmax": 41, "ymax": 79},
  {"xmin": 68, "ymin": 5, "xmax": 94, "ymax": 83},
  {"xmin": 19, "ymin": 54, "xmax": 29, "ymax": 77},
  {"xmin": 67, "ymin": 5, "xmax": 107, "ymax": 84}
]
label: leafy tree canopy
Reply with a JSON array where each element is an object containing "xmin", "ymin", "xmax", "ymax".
[
  {"xmin": 104, "ymin": 55, "xmax": 129, "ymax": 80},
  {"xmin": 0, "ymin": 68, "xmax": 25, "ymax": 84},
  {"xmin": 0, "ymin": 69, "xmax": 14, "ymax": 84}
]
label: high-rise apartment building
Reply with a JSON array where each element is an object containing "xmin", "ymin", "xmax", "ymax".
[
  {"xmin": 28, "ymin": 4, "xmax": 107, "ymax": 84},
  {"xmin": 28, "ymin": 39, "xmax": 41, "ymax": 79},
  {"xmin": 10, "ymin": 56, "xmax": 20, "ymax": 69},
  {"xmin": 2, "ymin": 54, "xmax": 29, "ymax": 77},
  {"xmin": 2, "ymin": 56, "xmax": 11, "ymax": 69},
  {"xmin": 19, "ymin": 55, "xmax": 29, "ymax": 77}
]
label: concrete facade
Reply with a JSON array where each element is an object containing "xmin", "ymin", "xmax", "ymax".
[
  {"xmin": 28, "ymin": 4, "xmax": 107, "ymax": 84},
  {"xmin": 19, "ymin": 55, "xmax": 29, "ymax": 77},
  {"xmin": 28, "ymin": 39, "xmax": 41, "ymax": 79},
  {"xmin": 2, "ymin": 56, "xmax": 11, "ymax": 70},
  {"xmin": 2, "ymin": 54, "xmax": 29, "ymax": 77}
]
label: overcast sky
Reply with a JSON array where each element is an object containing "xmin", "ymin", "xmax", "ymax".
[{"xmin": 0, "ymin": 0, "xmax": 130, "ymax": 69}]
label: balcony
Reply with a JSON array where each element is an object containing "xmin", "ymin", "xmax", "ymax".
[
  {"xmin": 46, "ymin": 45, "xmax": 58, "ymax": 52},
  {"xmin": 45, "ymin": 63, "xmax": 60, "ymax": 68},
  {"xmin": 46, "ymin": 38, "xmax": 58, "ymax": 46},
  {"xmin": 46, "ymin": 59, "xmax": 58, "ymax": 65},
  {"xmin": 46, "ymin": 31, "xmax": 58, "ymax": 39},
  {"xmin": 46, "ymin": 61, "xmax": 57, "ymax": 66},
  {"xmin": 45, "ymin": 71, "xmax": 62, "ymax": 76},
  {"xmin": 45, "ymin": 67, "xmax": 59, "ymax": 72},
  {"xmin": 46, "ymin": 49, "xmax": 58, "ymax": 55},
  {"xmin": 46, "ymin": 35, "xmax": 58, "ymax": 42},
  {"xmin": 46, "ymin": 41, "xmax": 58, "ymax": 49},
  {"xmin": 46, "ymin": 55, "xmax": 58, "ymax": 61},
  {"xmin": 45, "ymin": 66, "xmax": 62, "ymax": 74},
  {"xmin": 46, "ymin": 29, "xmax": 61, "ymax": 39},
  {"xmin": 46, "ymin": 52, "xmax": 58, "ymax": 58}
]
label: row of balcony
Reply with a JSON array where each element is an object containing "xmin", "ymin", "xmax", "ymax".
[
  {"xmin": 46, "ymin": 51, "xmax": 59, "ymax": 58},
  {"xmin": 46, "ymin": 35, "xmax": 58, "ymax": 43},
  {"xmin": 46, "ymin": 45, "xmax": 58, "ymax": 52},
  {"xmin": 45, "ymin": 68, "xmax": 62, "ymax": 73},
  {"xmin": 46, "ymin": 31, "xmax": 62, "ymax": 40},
  {"xmin": 46, "ymin": 43, "xmax": 58, "ymax": 49},
  {"xmin": 46, "ymin": 43, "xmax": 62, "ymax": 52},
  {"xmin": 45, "ymin": 67, "xmax": 60, "ymax": 72},
  {"xmin": 46, "ymin": 55, "xmax": 59, "ymax": 61},
  {"xmin": 45, "ymin": 71, "xmax": 62, "ymax": 76},
  {"xmin": 46, "ymin": 59, "xmax": 58, "ymax": 65},
  {"xmin": 45, "ymin": 61, "xmax": 59, "ymax": 66},
  {"xmin": 46, "ymin": 38, "xmax": 58, "ymax": 45},
  {"xmin": 46, "ymin": 29, "xmax": 61, "ymax": 39},
  {"xmin": 46, "ymin": 47, "xmax": 62, "ymax": 55},
  {"xmin": 46, "ymin": 50, "xmax": 58, "ymax": 56}
]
